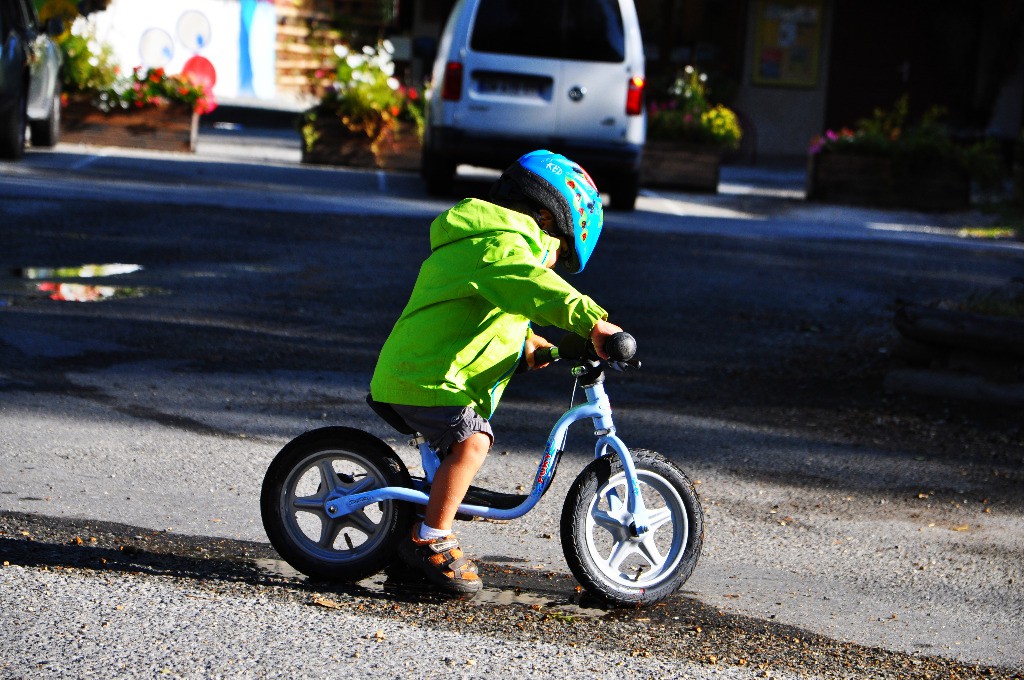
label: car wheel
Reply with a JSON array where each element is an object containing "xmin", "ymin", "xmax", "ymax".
[
  {"xmin": 0, "ymin": 86, "xmax": 28, "ymax": 160},
  {"xmin": 606, "ymin": 171, "xmax": 639, "ymax": 211},
  {"xmin": 29, "ymin": 91, "xmax": 61, "ymax": 148},
  {"xmin": 422, "ymin": 148, "xmax": 456, "ymax": 196}
]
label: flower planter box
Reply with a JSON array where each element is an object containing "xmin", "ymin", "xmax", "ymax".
[
  {"xmin": 641, "ymin": 141, "xmax": 721, "ymax": 192},
  {"xmin": 301, "ymin": 119, "xmax": 421, "ymax": 171},
  {"xmin": 374, "ymin": 122, "xmax": 422, "ymax": 172},
  {"xmin": 807, "ymin": 152, "xmax": 970, "ymax": 211},
  {"xmin": 61, "ymin": 97, "xmax": 198, "ymax": 153}
]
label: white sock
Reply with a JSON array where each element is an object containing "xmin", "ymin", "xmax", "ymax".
[{"xmin": 418, "ymin": 522, "xmax": 450, "ymax": 541}]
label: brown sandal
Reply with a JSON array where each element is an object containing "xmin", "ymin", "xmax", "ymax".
[{"xmin": 397, "ymin": 524, "xmax": 482, "ymax": 595}]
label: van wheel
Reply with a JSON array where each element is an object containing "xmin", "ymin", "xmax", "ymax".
[
  {"xmin": 607, "ymin": 172, "xmax": 639, "ymax": 211},
  {"xmin": 422, "ymin": 149, "xmax": 455, "ymax": 196},
  {"xmin": 29, "ymin": 92, "xmax": 61, "ymax": 148}
]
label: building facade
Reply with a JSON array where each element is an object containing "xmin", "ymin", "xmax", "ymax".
[
  {"xmin": 406, "ymin": 0, "xmax": 1024, "ymax": 160},
  {"xmin": 84, "ymin": 0, "xmax": 1024, "ymax": 160}
]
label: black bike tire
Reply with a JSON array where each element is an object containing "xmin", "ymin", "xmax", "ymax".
[
  {"xmin": 260, "ymin": 426, "xmax": 415, "ymax": 582},
  {"xmin": 560, "ymin": 449, "xmax": 704, "ymax": 605}
]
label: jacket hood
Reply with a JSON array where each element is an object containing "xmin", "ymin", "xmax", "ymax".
[{"xmin": 430, "ymin": 198, "xmax": 561, "ymax": 261}]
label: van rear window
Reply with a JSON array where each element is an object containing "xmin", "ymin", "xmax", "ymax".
[{"xmin": 470, "ymin": 0, "xmax": 626, "ymax": 63}]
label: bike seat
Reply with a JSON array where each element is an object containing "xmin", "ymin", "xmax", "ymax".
[{"xmin": 365, "ymin": 393, "xmax": 417, "ymax": 436}]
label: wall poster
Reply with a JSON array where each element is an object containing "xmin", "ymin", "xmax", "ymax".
[{"xmin": 752, "ymin": 0, "xmax": 824, "ymax": 87}]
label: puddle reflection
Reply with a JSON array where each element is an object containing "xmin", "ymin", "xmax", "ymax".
[
  {"xmin": 10, "ymin": 263, "xmax": 157, "ymax": 303},
  {"xmin": 18, "ymin": 263, "xmax": 143, "ymax": 279},
  {"xmin": 37, "ymin": 282, "xmax": 153, "ymax": 302}
]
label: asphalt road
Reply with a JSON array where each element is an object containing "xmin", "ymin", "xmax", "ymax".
[{"xmin": 1, "ymin": 126, "xmax": 1022, "ymax": 678}]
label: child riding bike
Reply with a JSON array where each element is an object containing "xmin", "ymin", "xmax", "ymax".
[{"xmin": 370, "ymin": 150, "xmax": 623, "ymax": 595}]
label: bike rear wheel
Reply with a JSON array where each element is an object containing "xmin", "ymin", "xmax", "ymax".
[
  {"xmin": 260, "ymin": 427, "xmax": 415, "ymax": 581},
  {"xmin": 561, "ymin": 449, "xmax": 703, "ymax": 605}
]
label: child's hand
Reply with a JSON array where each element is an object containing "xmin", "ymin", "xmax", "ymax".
[
  {"xmin": 525, "ymin": 333, "xmax": 555, "ymax": 369},
  {"xmin": 590, "ymin": 320, "xmax": 625, "ymax": 359}
]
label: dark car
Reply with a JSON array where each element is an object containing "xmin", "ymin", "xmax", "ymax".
[{"xmin": 1, "ymin": 0, "xmax": 63, "ymax": 159}]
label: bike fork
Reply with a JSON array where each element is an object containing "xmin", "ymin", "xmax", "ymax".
[
  {"xmin": 579, "ymin": 382, "xmax": 651, "ymax": 538},
  {"xmin": 597, "ymin": 434, "xmax": 651, "ymax": 537}
]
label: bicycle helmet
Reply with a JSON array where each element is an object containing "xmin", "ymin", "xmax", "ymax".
[{"xmin": 488, "ymin": 150, "xmax": 604, "ymax": 274}]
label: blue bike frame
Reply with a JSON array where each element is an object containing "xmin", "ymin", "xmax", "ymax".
[{"xmin": 323, "ymin": 380, "xmax": 651, "ymax": 536}]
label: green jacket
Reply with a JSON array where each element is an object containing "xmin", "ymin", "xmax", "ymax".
[{"xmin": 370, "ymin": 198, "xmax": 608, "ymax": 418}]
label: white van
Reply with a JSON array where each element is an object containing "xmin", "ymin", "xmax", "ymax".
[{"xmin": 422, "ymin": 0, "xmax": 646, "ymax": 210}]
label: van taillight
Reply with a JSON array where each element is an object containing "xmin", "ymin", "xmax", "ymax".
[
  {"xmin": 442, "ymin": 61, "xmax": 464, "ymax": 101},
  {"xmin": 626, "ymin": 75, "xmax": 645, "ymax": 116}
]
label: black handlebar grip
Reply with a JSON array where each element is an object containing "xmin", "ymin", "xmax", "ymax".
[
  {"xmin": 605, "ymin": 332, "xmax": 637, "ymax": 362},
  {"xmin": 555, "ymin": 332, "xmax": 636, "ymax": 362},
  {"xmin": 533, "ymin": 346, "xmax": 556, "ymax": 366}
]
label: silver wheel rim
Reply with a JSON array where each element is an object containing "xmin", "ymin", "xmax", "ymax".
[
  {"xmin": 583, "ymin": 469, "xmax": 689, "ymax": 589},
  {"xmin": 279, "ymin": 448, "xmax": 395, "ymax": 564}
]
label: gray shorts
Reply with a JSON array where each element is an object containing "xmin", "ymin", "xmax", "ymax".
[{"xmin": 389, "ymin": 404, "xmax": 493, "ymax": 455}]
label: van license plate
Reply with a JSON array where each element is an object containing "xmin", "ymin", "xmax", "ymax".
[{"xmin": 476, "ymin": 75, "xmax": 545, "ymax": 98}]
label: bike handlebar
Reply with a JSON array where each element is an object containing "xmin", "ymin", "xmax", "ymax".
[{"xmin": 534, "ymin": 331, "xmax": 638, "ymax": 366}]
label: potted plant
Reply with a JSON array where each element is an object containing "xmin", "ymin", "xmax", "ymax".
[
  {"xmin": 807, "ymin": 95, "xmax": 1004, "ymax": 211},
  {"xmin": 300, "ymin": 40, "xmax": 423, "ymax": 170},
  {"xmin": 61, "ymin": 65, "xmax": 215, "ymax": 152},
  {"xmin": 55, "ymin": 15, "xmax": 215, "ymax": 153},
  {"xmin": 56, "ymin": 28, "xmax": 119, "ymax": 95},
  {"xmin": 643, "ymin": 65, "xmax": 743, "ymax": 191}
]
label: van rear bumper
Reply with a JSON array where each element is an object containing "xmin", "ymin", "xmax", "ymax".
[{"xmin": 428, "ymin": 128, "xmax": 643, "ymax": 177}]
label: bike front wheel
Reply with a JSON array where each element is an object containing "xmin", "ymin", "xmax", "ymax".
[
  {"xmin": 260, "ymin": 427, "xmax": 415, "ymax": 582},
  {"xmin": 561, "ymin": 449, "xmax": 703, "ymax": 605}
]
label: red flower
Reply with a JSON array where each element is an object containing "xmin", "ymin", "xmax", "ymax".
[{"xmin": 194, "ymin": 94, "xmax": 218, "ymax": 115}]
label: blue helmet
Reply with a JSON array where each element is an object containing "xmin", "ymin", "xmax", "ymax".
[{"xmin": 489, "ymin": 150, "xmax": 604, "ymax": 274}]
